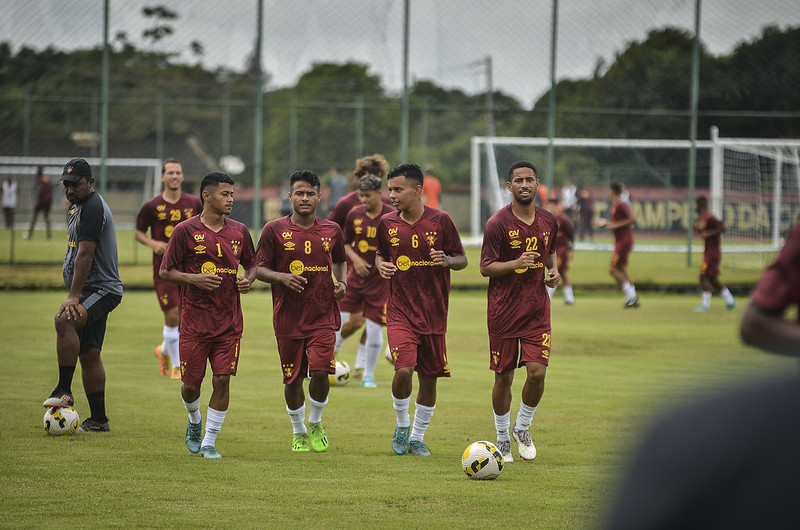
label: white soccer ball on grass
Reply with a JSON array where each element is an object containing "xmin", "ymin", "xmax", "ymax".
[
  {"xmin": 462, "ymin": 441, "xmax": 504, "ymax": 480},
  {"xmin": 43, "ymin": 406, "xmax": 80, "ymax": 436}
]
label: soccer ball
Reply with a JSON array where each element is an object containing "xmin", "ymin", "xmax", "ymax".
[
  {"xmin": 43, "ymin": 406, "xmax": 80, "ymax": 436},
  {"xmin": 329, "ymin": 360, "xmax": 351, "ymax": 387},
  {"xmin": 462, "ymin": 441, "xmax": 504, "ymax": 480}
]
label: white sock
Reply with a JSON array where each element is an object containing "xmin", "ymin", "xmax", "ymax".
[
  {"xmin": 564, "ymin": 285, "xmax": 574, "ymax": 303},
  {"xmin": 622, "ymin": 281, "xmax": 637, "ymax": 300},
  {"xmin": 364, "ymin": 319, "xmax": 383, "ymax": 378},
  {"xmin": 201, "ymin": 407, "xmax": 227, "ymax": 448},
  {"xmin": 702, "ymin": 291, "xmax": 712, "ymax": 307},
  {"xmin": 514, "ymin": 402, "xmax": 538, "ymax": 432},
  {"xmin": 287, "ymin": 404, "xmax": 307, "ymax": 434},
  {"xmin": 183, "ymin": 397, "xmax": 202, "ymax": 424},
  {"xmin": 335, "ymin": 312, "xmax": 350, "ymax": 353},
  {"xmin": 546, "ymin": 285, "xmax": 556, "ymax": 299},
  {"xmin": 308, "ymin": 396, "xmax": 328, "ymax": 424},
  {"xmin": 163, "ymin": 325, "xmax": 180, "ymax": 369},
  {"xmin": 721, "ymin": 288, "xmax": 734, "ymax": 305},
  {"xmin": 355, "ymin": 340, "xmax": 367, "ymax": 371},
  {"xmin": 392, "ymin": 394, "xmax": 411, "ymax": 428},
  {"xmin": 409, "ymin": 403, "xmax": 435, "ymax": 443},
  {"xmin": 494, "ymin": 411, "xmax": 511, "ymax": 442}
]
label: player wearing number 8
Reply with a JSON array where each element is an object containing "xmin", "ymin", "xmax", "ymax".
[{"xmin": 480, "ymin": 160, "xmax": 560, "ymax": 463}]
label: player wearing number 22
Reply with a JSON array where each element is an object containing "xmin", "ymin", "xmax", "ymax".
[
  {"xmin": 256, "ymin": 169, "xmax": 347, "ymax": 454},
  {"xmin": 376, "ymin": 163, "xmax": 468, "ymax": 457},
  {"xmin": 480, "ymin": 160, "xmax": 560, "ymax": 463}
]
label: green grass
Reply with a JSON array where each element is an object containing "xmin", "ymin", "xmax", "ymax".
[{"xmin": 1, "ymin": 290, "xmax": 793, "ymax": 528}]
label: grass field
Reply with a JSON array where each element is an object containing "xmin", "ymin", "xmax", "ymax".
[{"xmin": 1, "ymin": 288, "xmax": 794, "ymax": 528}]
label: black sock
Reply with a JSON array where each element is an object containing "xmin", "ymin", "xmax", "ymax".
[
  {"xmin": 56, "ymin": 365, "xmax": 76, "ymax": 394},
  {"xmin": 86, "ymin": 391, "xmax": 107, "ymax": 422}
]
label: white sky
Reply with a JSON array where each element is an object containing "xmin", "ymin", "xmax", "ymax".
[{"xmin": 2, "ymin": 0, "xmax": 798, "ymax": 106}]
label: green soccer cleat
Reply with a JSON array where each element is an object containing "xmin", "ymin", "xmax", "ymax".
[
  {"xmin": 694, "ymin": 305, "xmax": 711, "ymax": 312},
  {"xmin": 392, "ymin": 426, "xmax": 410, "ymax": 455},
  {"xmin": 361, "ymin": 376, "xmax": 377, "ymax": 388},
  {"xmin": 185, "ymin": 421, "xmax": 202, "ymax": 453},
  {"xmin": 292, "ymin": 432, "xmax": 310, "ymax": 452},
  {"xmin": 309, "ymin": 422, "xmax": 329, "ymax": 452},
  {"xmin": 200, "ymin": 446, "xmax": 221, "ymax": 459},
  {"xmin": 408, "ymin": 440, "xmax": 431, "ymax": 457}
]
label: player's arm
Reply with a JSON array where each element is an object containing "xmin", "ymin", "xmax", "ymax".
[
  {"xmin": 236, "ymin": 266, "xmax": 258, "ymax": 294},
  {"xmin": 332, "ymin": 261, "xmax": 347, "ymax": 300},
  {"xmin": 544, "ymin": 250, "xmax": 560, "ymax": 287},
  {"xmin": 430, "ymin": 248, "xmax": 468, "ymax": 270},
  {"xmin": 134, "ymin": 229, "xmax": 167, "ymax": 256},
  {"xmin": 159, "ymin": 266, "xmax": 222, "ymax": 291},
  {"xmin": 255, "ymin": 266, "xmax": 308, "ymax": 293},
  {"xmin": 58, "ymin": 239, "xmax": 97, "ymax": 321},
  {"xmin": 344, "ymin": 244, "xmax": 371, "ymax": 278},
  {"xmin": 741, "ymin": 302, "xmax": 800, "ymax": 357},
  {"xmin": 606, "ymin": 213, "xmax": 636, "ymax": 230},
  {"xmin": 479, "ymin": 252, "xmax": 540, "ymax": 277},
  {"xmin": 375, "ymin": 253, "xmax": 396, "ymax": 280}
]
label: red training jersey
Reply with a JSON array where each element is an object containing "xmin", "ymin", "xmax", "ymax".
[
  {"xmin": 257, "ymin": 215, "xmax": 347, "ymax": 338},
  {"xmin": 611, "ymin": 199, "xmax": 634, "ymax": 247},
  {"xmin": 136, "ymin": 192, "xmax": 202, "ymax": 280},
  {"xmin": 699, "ymin": 211, "xmax": 723, "ymax": 262},
  {"xmin": 343, "ymin": 203, "xmax": 394, "ymax": 299},
  {"xmin": 328, "ymin": 189, "xmax": 393, "ymax": 228},
  {"xmin": 554, "ymin": 212, "xmax": 573, "ymax": 257},
  {"xmin": 160, "ymin": 216, "xmax": 256, "ymax": 340},
  {"xmin": 481, "ymin": 204, "xmax": 558, "ymax": 337},
  {"xmin": 751, "ymin": 222, "xmax": 800, "ymax": 323},
  {"xmin": 377, "ymin": 207, "xmax": 465, "ymax": 335}
]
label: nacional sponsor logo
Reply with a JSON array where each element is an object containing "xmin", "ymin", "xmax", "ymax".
[
  {"xmin": 396, "ymin": 255, "xmax": 434, "ymax": 271},
  {"xmin": 289, "ymin": 260, "xmax": 330, "ymax": 274},
  {"xmin": 514, "ymin": 261, "xmax": 544, "ymax": 274},
  {"xmin": 193, "ymin": 233, "xmax": 205, "ymax": 242},
  {"xmin": 164, "ymin": 225, "xmax": 174, "ymax": 238}
]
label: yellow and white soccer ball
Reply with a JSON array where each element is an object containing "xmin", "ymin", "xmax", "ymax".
[
  {"xmin": 329, "ymin": 360, "xmax": 351, "ymax": 387},
  {"xmin": 43, "ymin": 406, "xmax": 80, "ymax": 436},
  {"xmin": 462, "ymin": 441, "xmax": 504, "ymax": 480}
]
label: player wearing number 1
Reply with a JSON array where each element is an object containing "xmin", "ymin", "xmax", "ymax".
[
  {"xmin": 480, "ymin": 161, "xmax": 560, "ymax": 463},
  {"xmin": 376, "ymin": 163, "xmax": 468, "ymax": 457}
]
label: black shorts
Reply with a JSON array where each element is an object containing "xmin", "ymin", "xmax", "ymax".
[{"xmin": 77, "ymin": 290, "xmax": 122, "ymax": 353}]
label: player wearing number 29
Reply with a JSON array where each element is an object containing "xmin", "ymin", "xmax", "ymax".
[
  {"xmin": 480, "ymin": 160, "xmax": 560, "ymax": 463},
  {"xmin": 376, "ymin": 163, "xmax": 468, "ymax": 457},
  {"xmin": 256, "ymin": 170, "xmax": 347, "ymax": 454},
  {"xmin": 159, "ymin": 172, "xmax": 257, "ymax": 459}
]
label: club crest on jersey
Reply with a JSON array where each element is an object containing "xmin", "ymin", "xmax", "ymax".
[
  {"xmin": 543, "ymin": 232, "xmax": 550, "ymax": 248},
  {"xmin": 320, "ymin": 237, "xmax": 331, "ymax": 252},
  {"xmin": 282, "ymin": 363, "xmax": 294, "ymax": 379},
  {"xmin": 425, "ymin": 231, "xmax": 437, "ymax": 247},
  {"xmin": 230, "ymin": 240, "xmax": 241, "ymax": 255}
]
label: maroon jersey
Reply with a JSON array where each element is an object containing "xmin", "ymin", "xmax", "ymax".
[
  {"xmin": 136, "ymin": 192, "xmax": 202, "ymax": 280},
  {"xmin": 328, "ymin": 190, "xmax": 393, "ymax": 228},
  {"xmin": 611, "ymin": 199, "xmax": 634, "ymax": 247},
  {"xmin": 160, "ymin": 216, "xmax": 256, "ymax": 340},
  {"xmin": 377, "ymin": 207, "xmax": 465, "ymax": 335},
  {"xmin": 751, "ymin": 222, "xmax": 800, "ymax": 323},
  {"xmin": 699, "ymin": 211, "xmax": 723, "ymax": 262},
  {"xmin": 481, "ymin": 204, "xmax": 558, "ymax": 337},
  {"xmin": 554, "ymin": 212, "xmax": 573, "ymax": 256},
  {"xmin": 343, "ymin": 203, "xmax": 394, "ymax": 299},
  {"xmin": 257, "ymin": 215, "xmax": 347, "ymax": 338}
]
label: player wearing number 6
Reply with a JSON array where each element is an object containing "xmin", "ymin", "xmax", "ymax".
[
  {"xmin": 480, "ymin": 160, "xmax": 560, "ymax": 463},
  {"xmin": 376, "ymin": 163, "xmax": 467, "ymax": 457}
]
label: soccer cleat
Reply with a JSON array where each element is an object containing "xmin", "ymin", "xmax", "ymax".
[
  {"xmin": 309, "ymin": 422, "xmax": 329, "ymax": 452},
  {"xmin": 408, "ymin": 440, "xmax": 431, "ymax": 457},
  {"xmin": 78, "ymin": 418, "xmax": 110, "ymax": 432},
  {"xmin": 200, "ymin": 446, "xmax": 221, "ymax": 459},
  {"xmin": 392, "ymin": 426, "xmax": 410, "ymax": 455},
  {"xmin": 693, "ymin": 305, "xmax": 711, "ymax": 312},
  {"xmin": 624, "ymin": 297, "xmax": 640, "ymax": 309},
  {"xmin": 512, "ymin": 428, "xmax": 537, "ymax": 461},
  {"xmin": 497, "ymin": 439, "xmax": 514, "ymax": 463},
  {"xmin": 155, "ymin": 344, "xmax": 169, "ymax": 376},
  {"xmin": 292, "ymin": 432, "xmax": 310, "ymax": 452},
  {"xmin": 361, "ymin": 376, "xmax": 377, "ymax": 388},
  {"xmin": 43, "ymin": 389, "xmax": 74, "ymax": 408},
  {"xmin": 185, "ymin": 421, "xmax": 202, "ymax": 453},
  {"xmin": 726, "ymin": 300, "xmax": 737, "ymax": 312},
  {"xmin": 565, "ymin": 300, "xmax": 575, "ymax": 306},
  {"xmin": 171, "ymin": 366, "xmax": 181, "ymax": 380}
]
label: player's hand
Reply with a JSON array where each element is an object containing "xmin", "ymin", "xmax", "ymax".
[
  {"xmin": 596, "ymin": 218, "xmax": 608, "ymax": 228},
  {"xmin": 193, "ymin": 273, "xmax": 223, "ymax": 291},
  {"xmin": 516, "ymin": 251, "xmax": 540, "ymax": 269},
  {"xmin": 281, "ymin": 272, "xmax": 308, "ymax": 293},
  {"xmin": 545, "ymin": 267, "xmax": 561, "ymax": 288},
  {"xmin": 57, "ymin": 295, "xmax": 84, "ymax": 321},
  {"xmin": 153, "ymin": 241, "xmax": 168, "ymax": 256},
  {"xmin": 430, "ymin": 248, "xmax": 450, "ymax": 268},
  {"xmin": 379, "ymin": 261, "xmax": 397, "ymax": 279},
  {"xmin": 352, "ymin": 256, "xmax": 372, "ymax": 278},
  {"xmin": 236, "ymin": 276, "xmax": 251, "ymax": 294},
  {"xmin": 334, "ymin": 281, "xmax": 346, "ymax": 301}
]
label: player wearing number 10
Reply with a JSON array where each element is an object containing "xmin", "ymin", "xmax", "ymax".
[
  {"xmin": 480, "ymin": 161, "xmax": 560, "ymax": 463},
  {"xmin": 376, "ymin": 163, "xmax": 468, "ymax": 457}
]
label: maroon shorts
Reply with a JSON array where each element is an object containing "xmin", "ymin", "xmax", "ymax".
[
  {"xmin": 489, "ymin": 330, "xmax": 551, "ymax": 373},
  {"xmin": 611, "ymin": 241, "xmax": 632, "ymax": 268},
  {"xmin": 557, "ymin": 250, "xmax": 570, "ymax": 273},
  {"xmin": 700, "ymin": 258, "xmax": 720, "ymax": 278},
  {"xmin": 154, "ymin": 277, "xmax": 180, "ymax": 312},
  {"xmin": 338, "ymin": 288, "xmax": 387, "ymax": 325},
  {"xmin": 387, "ymin": 327, "xmax": 451, "ymax": 378},
  {"xmin": 276, "ymin": 332, "xmax": 336, "ymax": 385},
  {"xmin": 179, "ymin": 337, "xmax": 240, "ymax": 386}
]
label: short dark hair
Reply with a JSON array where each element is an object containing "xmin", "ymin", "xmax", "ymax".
[
  {"xmin": 161, "ymin": 158, "xmax": 181, "ymax": 174},
  {"xmin": 508, "ymin": 160, "xmax": 537, "ymax": 180},
  {"xmin": 388, "ymin": 163, "xmax": 424, "ymax": 186},
  {"xmin": 696, "ymin": 196, "xmax": 708, "ymax": 209},
  {"xmin": 357, "ymin": 174, "xmax": 382, "ymax": 192},
  {"xmin": 290, "ymin": 169, "xmax": 320, "ymax": 189},
  {"xmin": 610, "ymin": 182, "xmax": 623, "ymax": 196},
  {"xmin": 200, "ymin": 172, "xmax": 234, "ymax": 197}
]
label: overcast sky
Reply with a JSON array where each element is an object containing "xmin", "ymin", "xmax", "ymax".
[{"xmin": 3, "ymin": 0, "xmax": 798, "ymax": 106}]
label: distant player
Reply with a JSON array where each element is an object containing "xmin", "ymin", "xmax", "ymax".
[
  {"xmin": 597, "ymin": 182, "xmax": 639, "ymax": 308},
  {"xmin": 376, "ymin": 163, "xmax": 467, "ymax": 457},
  {"xmin": 692, "ymin": 196, "xmax": 736, "ymax": 312},
  {"xmin": 480, "ymin": 160, "xmax": 560, "ymax": 463},
  {"xmin": 340, "ymin": 174, "xmax": 394, "ymax": 387},
  {"xmin": 545, "ymin": 197, "xmax": 575, "ymax": 304},
  {"xmin": 160, "ymin": 172, "xmax": 257, "ymax": 459},
  {"xmin": 135, "ymin": 158, "xmax": 202, "ymax": 378},
  {"xmin": 256, "ymin": 170, "xmax": 347, "ymax": 453}
]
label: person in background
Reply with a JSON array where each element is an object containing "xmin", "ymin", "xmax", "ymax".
[
  {"xmin": 692, "ymin": 196, "xmax": 736, "ymax": 312},
  {"xmin": 546, "ymin": 197, "xmax": 575, "ymax": 305},
  {"xmin": 26, "ymin": 166, "xmax": 53, "ymax": 239},
  {"xmin": 597, "ymin": 182, "xmax": 638, "ymax": 308},
  {"xmin": 2, "ymin": 176, "xmax": 18, "ymax": 229},
  {"xmin": 326, "ymin": 166, "xmax": 349, "ymax": 217},
  {"xmin": 421, "ymin": 167, "xmax": 441, "ymax": 209}
]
